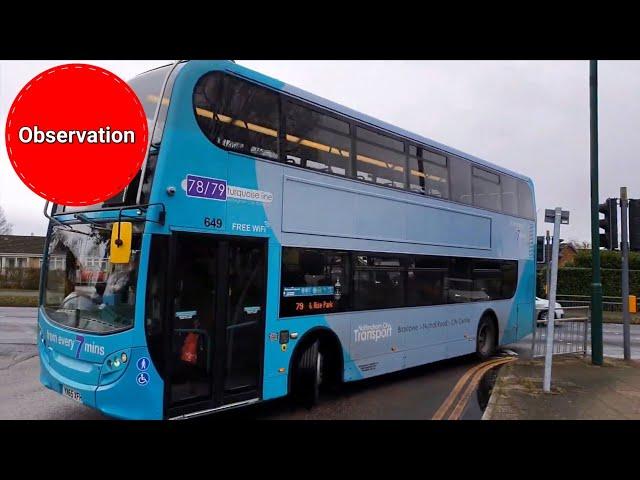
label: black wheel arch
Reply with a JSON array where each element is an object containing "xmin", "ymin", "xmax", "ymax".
[{"xmin": 287, "ymin": 326, "xmax": 345, "ymax": 394}]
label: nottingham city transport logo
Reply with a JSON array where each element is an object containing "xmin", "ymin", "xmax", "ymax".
[{"xmin": 354, "ymin": 323, "xmax": 393, "ymax": 343}]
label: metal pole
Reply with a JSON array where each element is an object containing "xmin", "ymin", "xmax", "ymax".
[
  {"xmin": 621, "ymin": 187, "xmax": 631, "ymax": 360},
  {"xmin": 531, "ymin": 303, "xmax": 538, "ymax": 356},
  {"xmin": 544, "ymin": 207, "xmax": 562, "ymax": 392},
  {"xmin": 545, "ymin": 230, "xmax": 551, "ymax": 296},
  {"xmin": 583, "ymin": 308, "xmax": 589, "ymax": 355},
  {"xmin": 590, "ymin": 60, "xmax": 604, "ymax": 366}
]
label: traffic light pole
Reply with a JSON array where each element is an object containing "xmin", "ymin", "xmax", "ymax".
[
  {"xmin": 590, "ymin": 60, "xmax": 604, "ymax": 366},
  {"xmin": 621, "ymin": 187, "xmax": 631, "ymax": 360}
]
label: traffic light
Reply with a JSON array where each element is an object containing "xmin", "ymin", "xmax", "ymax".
[
  {"xmin": 599, "ymin": 198, "xmax": 618, "ymax": 250},
  {"xmin": 630, "ymin": 199, "xmax": 640, "ymax": 251},
  {"xmin": 536, "ymin": 236, "xmax": 545, "ymax": 263}
]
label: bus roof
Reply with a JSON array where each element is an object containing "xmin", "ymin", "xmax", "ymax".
[
  {"xmin": 132, "ymin": 62, "xmax": 174, "ymax": 78},
  {"xmin": 216, "ymin": 60, "xmax": 532, "ymax": 185}
]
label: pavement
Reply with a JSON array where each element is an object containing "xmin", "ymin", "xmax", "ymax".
[{"xmin": 483, "ymin": 354, "xmax": 640, "ymax": 420}]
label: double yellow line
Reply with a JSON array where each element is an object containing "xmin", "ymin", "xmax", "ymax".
[{"xmin": 432, "ymin": 356, "xmax": 515, "ymax": 420}]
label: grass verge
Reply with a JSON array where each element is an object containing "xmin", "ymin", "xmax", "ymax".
[
  {"xmin": 603, "ymin": 311, "xmax": 640, "ymax": 324},
  {"xmin": 0, "ymin": 296, "xmax": 38, "ymax": 307}
]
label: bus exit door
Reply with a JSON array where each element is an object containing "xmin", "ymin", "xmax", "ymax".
[{"xmin": 166, "ymin": 233, "xmax": 266, "ymax": 417}]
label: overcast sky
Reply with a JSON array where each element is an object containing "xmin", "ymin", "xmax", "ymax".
[{"xmin": 1, "ymin": 60, "xmax": 638, "ymax": 242}]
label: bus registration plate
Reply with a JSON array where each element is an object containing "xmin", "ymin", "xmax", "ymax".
[{"xmin": 62, "ymin": 385, "xmax": 82, "ymax": 403}]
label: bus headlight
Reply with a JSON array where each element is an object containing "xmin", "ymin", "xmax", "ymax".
[{"xmin": 99, "ymin": 349, "xmax": 131, "ymax": 386}]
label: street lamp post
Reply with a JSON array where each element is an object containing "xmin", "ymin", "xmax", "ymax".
[{"xmin": 590, "ymin": 60, "xmax": 603, "ymax": 366}]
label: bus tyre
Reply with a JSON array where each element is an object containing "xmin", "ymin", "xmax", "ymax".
[
  {"xmin": 476, "ymin": 315, "xmax": 497, "ymax": 360},
  {"xmin": 294, "ymin": 339, "xmax": 321, "ymax": 409}
]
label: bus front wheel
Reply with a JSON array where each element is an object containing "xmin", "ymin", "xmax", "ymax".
[
  {"xmin": 292, "ymin": 339, "xmax": 322, "ymax": 409},
  {"xmin": 476, "ymin": 315, "xmax": 497, "ymax": 360}
]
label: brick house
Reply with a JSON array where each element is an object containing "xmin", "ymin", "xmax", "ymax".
[
  {"xmin": 0, "ymin": 235, "xmax": 46, "ymax": 271},
  {"xmin": 558, "ymin": 243, "xmax": 579, "ymax": 267}
]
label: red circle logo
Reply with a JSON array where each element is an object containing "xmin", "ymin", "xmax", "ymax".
[{"xmin": 5, "ymin": 63, "xmax": 148, "ymax": 206}]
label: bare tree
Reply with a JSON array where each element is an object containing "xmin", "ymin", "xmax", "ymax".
[
  {"xmin": 0, "ymin": 206, "xmax": 13, "ymax": 235},
  {"xmin": 564, "ymin": 238, "xmax": 591, "ymax": 249}
]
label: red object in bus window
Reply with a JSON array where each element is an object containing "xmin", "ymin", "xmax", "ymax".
[
  {"xmin": 79, "ymin": 270, "xmax": 107, "ymax": 283},
  {"xmin": 180, "ymin": 333, "xmax": 199, "ymax": 365}
]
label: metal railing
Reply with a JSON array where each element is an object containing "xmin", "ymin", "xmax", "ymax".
[
  {"xmin": 555, "ymin": 294, "xmax": 636, "ymax": 313},
  {"xmin": 531, "ymin": 306, "xmax": 590, "ymax": 357}
]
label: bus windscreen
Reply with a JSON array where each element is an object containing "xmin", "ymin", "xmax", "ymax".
[{"xmin": 43, "ymin": 224, "xmax": 140, "ymax": 334}]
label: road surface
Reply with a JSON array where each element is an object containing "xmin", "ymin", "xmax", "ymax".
[{"xmin": 1, "ymin": 306, "xmax": 638, "ymax": 420}]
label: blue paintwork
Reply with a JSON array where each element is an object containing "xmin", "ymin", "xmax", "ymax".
[
  {"xmin": 39, "ymin": 60, "xmax": 536, "ymax": 419},
  {"xmin": 38, "ymin": 228, "xmax": 164, "ymax": 419}
]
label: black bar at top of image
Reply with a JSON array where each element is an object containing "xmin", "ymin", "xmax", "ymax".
[{"xmin": 1, "ymin": 16, "xmax": 639, "ymax": 60}]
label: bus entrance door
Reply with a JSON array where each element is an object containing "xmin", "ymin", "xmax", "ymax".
[{"xmin": 167, "ymin": 233, "xmax": 266, "ymax": 417}]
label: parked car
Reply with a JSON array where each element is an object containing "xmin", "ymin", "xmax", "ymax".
[{"xmin": 535, "ymin": 296, "xmax": 564, "ymax": 320}]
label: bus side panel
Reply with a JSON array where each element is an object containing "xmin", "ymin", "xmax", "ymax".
[
  {"xmin": 282, "ymin": 176, "xmax": 492, "ymax": 250},
  {"xmin": 251, "ymin": 165, "xmax": 369, "ymax": 399},
  {"xmin": 499, "ymin": 217, "xmax": 536, "ymax": 346},
  {"xmin": 254, "ymin": 160, "xmax": 535, "ymax": 392},
  {"xmin": 513, "ymin": 258, "xmax": 536, "ymax": 341}
]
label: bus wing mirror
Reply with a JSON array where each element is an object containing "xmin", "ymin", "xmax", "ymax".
[{"xmin": 110, "ymin": 222, "xmax": 133, "ymax": 264}]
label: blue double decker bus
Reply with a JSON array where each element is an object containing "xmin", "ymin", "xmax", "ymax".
[{"xmin": 38, "ymin": 60, "xmax": 536, "ymax": 419}]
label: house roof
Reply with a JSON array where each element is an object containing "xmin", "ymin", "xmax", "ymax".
[
  {"xmin": 559, "ymin": 243, "xmax": 578, "ymax": 253},
  {"xmin": 0, "ymin": 235, "xmax": 46, "ymax": 255}
]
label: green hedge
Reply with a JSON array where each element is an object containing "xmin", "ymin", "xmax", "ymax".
[
  {"xmin": 567, "ymin": 249, "xmax": 640, "ymax": 269},
  {"xmin": 538, "ymin": 266, "xmax": 640, "ymax": 297},
  {"xmin": 0, "ymin": 267, "xmax": 40, "ymax": 290}
]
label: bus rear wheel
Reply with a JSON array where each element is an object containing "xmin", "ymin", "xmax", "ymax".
[
  {"xmin": 476, "ymin": 315, "xmax": 497, "ymax": 360},
  {"xmin": 293, "ymin": 339, "xmax": 322, "ymax": 408}
]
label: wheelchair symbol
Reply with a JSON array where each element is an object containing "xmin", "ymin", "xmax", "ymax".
[{"xmin": 136, "ymin": 372, "xmax": 150, "ymax": 386}]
